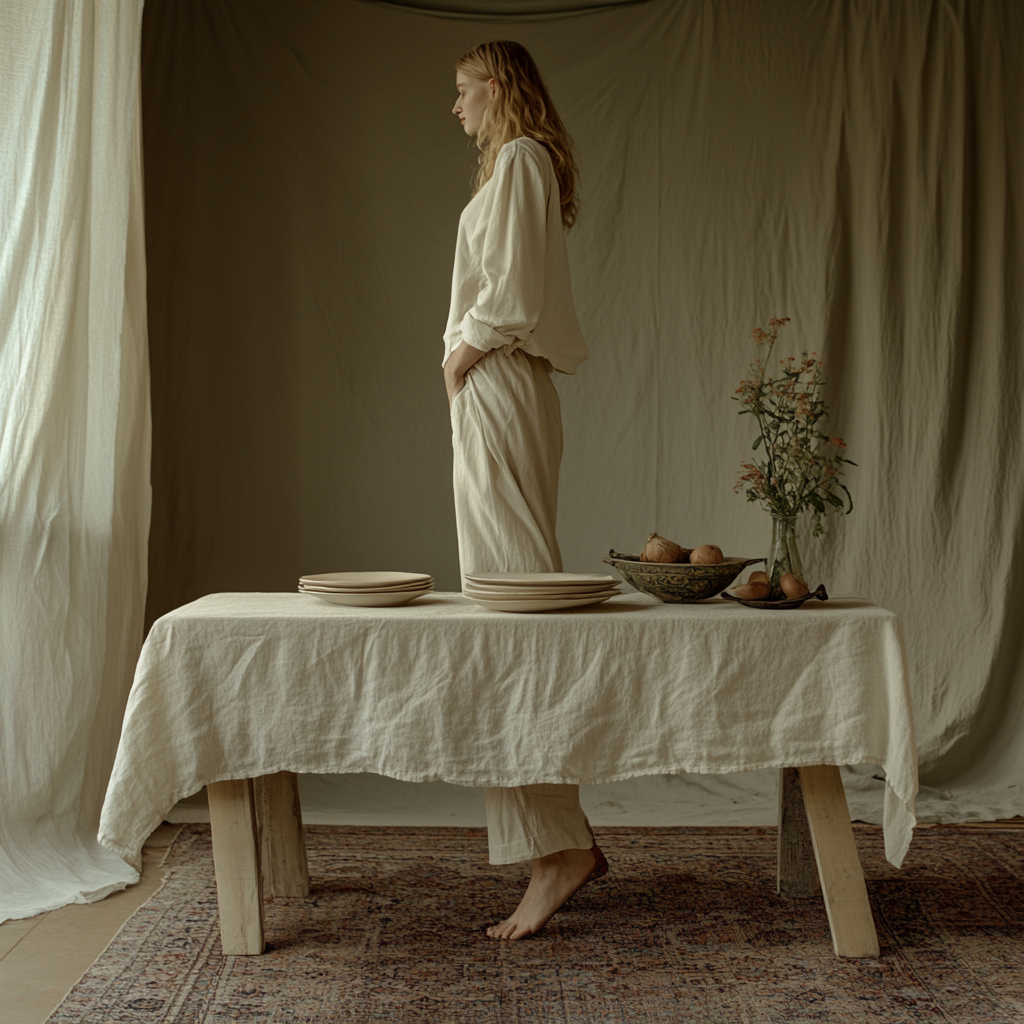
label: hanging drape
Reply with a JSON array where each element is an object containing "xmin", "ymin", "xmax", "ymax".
[
  {"xmin": 369, "ymin": 0, "xmax": 653, "ymax": 19},
  {"xmin": 0, "ymin": 0, "xmax": 150, "ymax": 921},
  {"xmin": 140, "ymin": 0, "xmax": 1023, "ymax": 829}
]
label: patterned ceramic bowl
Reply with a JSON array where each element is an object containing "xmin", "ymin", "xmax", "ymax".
[{"xmin": 603, "ymin": 550, "xmax": 764, "ymax": 603}]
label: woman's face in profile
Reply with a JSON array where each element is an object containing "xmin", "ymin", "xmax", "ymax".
[{"xmin": 453, "ymin": 73, "xmax": 494, "ymax": 136}]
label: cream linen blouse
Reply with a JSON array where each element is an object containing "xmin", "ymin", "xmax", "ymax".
[{"xmin": 442, "ymin": 137, "xmax": 589, "ymax": 375}]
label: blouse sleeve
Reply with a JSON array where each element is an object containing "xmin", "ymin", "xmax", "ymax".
[{"xmin": 459, "ymin": 142, "xmax": 550, "ymax": 352}]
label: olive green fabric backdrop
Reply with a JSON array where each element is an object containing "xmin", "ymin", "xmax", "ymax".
[{"xmin": 140, "ymin": 0, "xmax": 1023, "ymax": 822}]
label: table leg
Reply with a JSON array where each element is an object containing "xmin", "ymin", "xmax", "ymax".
[
  {"xmin": 253, "ymin": 771, "xmax": 309, "ymax": 897},
  {"xmin": 207, "ymin": 779, "xmax": 266, "ymax": 955},
  {"xmin": 777, "ymin": 767, "xmax": 820, "ymax": 897},
  {"xmin": 798, "ymin": 765, "xmax": 880, "ymax": 958}
]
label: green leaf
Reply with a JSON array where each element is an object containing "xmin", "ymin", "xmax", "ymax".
[{"xmin": 752, "ymin": 436, "xmax": 762, "ymax": 449}]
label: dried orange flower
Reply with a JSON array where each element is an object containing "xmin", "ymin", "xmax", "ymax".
[{"xmin": 733, "ymin": 318, "xmax": 855, "ymax": 536}]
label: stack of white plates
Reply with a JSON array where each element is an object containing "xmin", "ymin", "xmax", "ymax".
[
  {"xmin": 299, "ymin": 571, "xmax": 433, "ymax": 607},
  {"xmin": 463, "ymin": 572, "xmax": 621, "ymax": 613}
]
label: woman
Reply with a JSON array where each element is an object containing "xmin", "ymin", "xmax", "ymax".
[{"xmin": 444, "ymin": 41, "xmax": 606, "ymax": 941}]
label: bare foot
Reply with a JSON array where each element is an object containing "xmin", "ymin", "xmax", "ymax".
[{"xmin": 486, "ymin": 845, "xmax": 608, "ymax": 940}]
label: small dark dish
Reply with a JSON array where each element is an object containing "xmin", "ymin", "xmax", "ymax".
[
  {"xmin": 720, "ymin": 583, "xmax": 829, "ymax": 610},
  {"xmin": 604, "ymin": 551, "xmax": 764, "ymax": 603}
]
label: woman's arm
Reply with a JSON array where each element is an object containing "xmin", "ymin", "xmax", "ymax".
[
  {"xmin": 444, "ymin": 143, "xmax": 551, "ymax": 407},
  {"xmin": 455, "ymin": 142, "xmax": 550, "ymax": 353},
  {"xmin": 444, "ymin": 341, "xmax": 487, "ymax": 405}
]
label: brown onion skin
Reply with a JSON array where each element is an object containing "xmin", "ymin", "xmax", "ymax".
[
  {"xmin": 639, "ymin": 533, "xmax": 690, "ymax": 563},
  {"xmin": 690, "ymin": 544, "xmax": 724, "ymax": 564}
]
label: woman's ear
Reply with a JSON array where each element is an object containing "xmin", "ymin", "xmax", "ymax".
[{"xmin": 488, "ymin": 77, "xmax": 498, "ymax": 98}]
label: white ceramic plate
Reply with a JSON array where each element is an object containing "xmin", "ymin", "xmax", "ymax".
[
  {"xmin": 464, "ymin": 585, "xmax": 621, "ymax": 600},
  {"xmin": 298, "ymin": 581, "xmax": 433, "ymax": 595},
  {"xmin": 302, "ymin": 589, "xmax": 432, "ymax": 607},
  {"xmin": 300, "ymin": 571, "xmax": 432, "ymax": 589},
  {"xmin": 463, "ymin": 579, "xmax": 619, "ymax": 592},
  {"xmin": 465, "ymin": 594, "xmax": 616, "ymax": 613},
  {"xmin": 464, "ymin": 572, "xmax": 617, "ymax": 587}
]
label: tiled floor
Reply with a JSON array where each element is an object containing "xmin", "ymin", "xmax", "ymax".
[{"xmin": 0, "ymin": 824, "xmax": 182, "ymax": 1024}]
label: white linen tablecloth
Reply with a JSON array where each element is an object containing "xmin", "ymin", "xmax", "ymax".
[{"xmin": 99, "ymin": 592, "xmax": 917, "ymax": 870}]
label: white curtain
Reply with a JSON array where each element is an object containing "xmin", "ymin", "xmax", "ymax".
[{"xmin": 0, "ymin": 1, "xmax": 149, "ymax": 921}]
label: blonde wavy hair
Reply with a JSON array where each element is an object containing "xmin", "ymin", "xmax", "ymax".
[{"xmin": 456, "ymin": 41, "xmax": 579, "ymax": 230}]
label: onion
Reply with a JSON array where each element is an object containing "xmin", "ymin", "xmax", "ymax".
[
  {"xmin": 690, "ymin": 544, "xmax": 724, "ymax": 564},
  {"xmin": 639, "ymin": 532, "xmax": 689, "ymax": 563}
]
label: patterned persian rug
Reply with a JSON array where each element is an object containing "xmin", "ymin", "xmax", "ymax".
[{"xmin": 49, "ymin": 824, "xmax": 1021, "ymax": 1022}]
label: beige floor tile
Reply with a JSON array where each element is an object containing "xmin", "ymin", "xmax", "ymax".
[
  {"xmin": 0, "ymin": 826, "xmax": 182, "ymax": 1024},
  {"xmin": 139, "ymin": 822, "xmax": 183, "ymax": 848},
  {"xmin": 0, "ymin": 913, "xmax": 47, "ymax": 961}
]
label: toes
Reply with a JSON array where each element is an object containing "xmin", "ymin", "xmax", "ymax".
[{"xmin": 486, "ymin": 918, "xmax": 518, "ymax": 940}]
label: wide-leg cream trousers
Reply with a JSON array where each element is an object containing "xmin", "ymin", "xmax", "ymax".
[{"xmin": 451, "ymin": 347, "xmax": 594, "ymax": 865}]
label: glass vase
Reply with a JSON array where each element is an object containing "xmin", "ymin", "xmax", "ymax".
[{"xmin": 766, "ymin": 515, "xmax": 806, "ymax": 599}]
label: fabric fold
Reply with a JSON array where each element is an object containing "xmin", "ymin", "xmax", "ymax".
[
  {"xmin": 444, "ymin": 137, "xmax": 588, "ymax": 372},
  {"xmin": 0, "ymin": 0, "xmax": 150, "ymax": 922}
]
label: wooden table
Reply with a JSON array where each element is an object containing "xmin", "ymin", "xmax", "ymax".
[
  {"xmin": 101, "ymin": 593, "xmax": 916, "ymax": 962},
  {"xmin": 208, "ymin": 763, "xmax": 879, "ymax": 958}
]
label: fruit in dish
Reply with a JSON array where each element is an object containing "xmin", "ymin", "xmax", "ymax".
[
  {"xmin": 779, "ymin": 573, "xmax": 809, "ymax": 598},
  {"xmin": 690, "ymin": 544, "xmax": 724, "ymax": 565},
  {"xmin": 640, "ymin": 532, "xmax": 690, "ymax": 563}
]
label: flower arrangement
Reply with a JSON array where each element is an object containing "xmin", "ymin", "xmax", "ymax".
[{"xmin": 733, "ymin": 317, "xmax": 854, "ymax": 537}]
